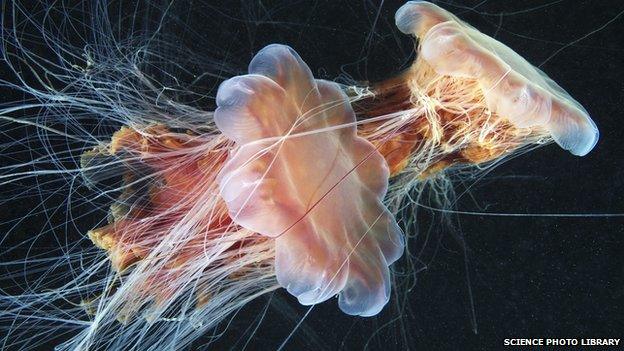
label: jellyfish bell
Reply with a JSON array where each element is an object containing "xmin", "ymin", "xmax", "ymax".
[
  {"xmin": 379, "ymin": 1, "xmax": 598, "ymax": 164},
  {"xmin": 215, "ymin": 44, "xmax": 405, "ymax": 316}
]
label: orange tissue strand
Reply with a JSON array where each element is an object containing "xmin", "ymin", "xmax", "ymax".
[
  {"xmin": 355, "ymin": 56, "xmax": 527, "ymax": 179},
  {"xmin": 85, "ymin": 125, "xmax": 233, "ymax": 272}
]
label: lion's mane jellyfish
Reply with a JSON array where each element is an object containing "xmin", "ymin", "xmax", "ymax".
[
  {"xmin": 84, "ymin": 0, "xmax": 599, "ymax": 328},
  {"xmin": 1, "ymin": 1, "xmax": 599, "ymax": 350}
]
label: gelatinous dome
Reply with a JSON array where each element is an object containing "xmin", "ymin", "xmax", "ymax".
[
  {"xmin": 395, "ymin": 1, "xmax": 599, "ymax": 156},
  {"xmin": 215, "ymin": 44, "xmax": 404, "ymax": 316}
]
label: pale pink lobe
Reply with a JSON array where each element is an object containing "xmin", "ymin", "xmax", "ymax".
[
  {"xmin": 215, "ymin": 44, "xmax": 404, "ymax": 316},
  {"xmin": 396, "ymin": 1, "xmax": 599, "ymax": 156}
]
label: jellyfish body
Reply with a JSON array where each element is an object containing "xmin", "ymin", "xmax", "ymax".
[
  {"xmin": 81, "ymin": 1, "xmax": 600, "ymax": 325},
  {"xmin": 394, "ymin": 1, "xmax": 598, "ymax": 156},
  {"xmin": 0, "ymin": 1, "xmax": 603, "ymax": 350},
  {"xmin": 215, "ymin": 45, "xmax": 404, "ymax": 316}
]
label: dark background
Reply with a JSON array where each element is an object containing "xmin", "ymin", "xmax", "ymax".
[{"xmin": 1, "ymin": 0, "xmax": 623, "ymax": 350}]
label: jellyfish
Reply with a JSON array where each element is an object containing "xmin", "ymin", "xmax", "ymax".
[{"xmin": 0, "ymin": 1, "xmax": 601, "ymax": 350}]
